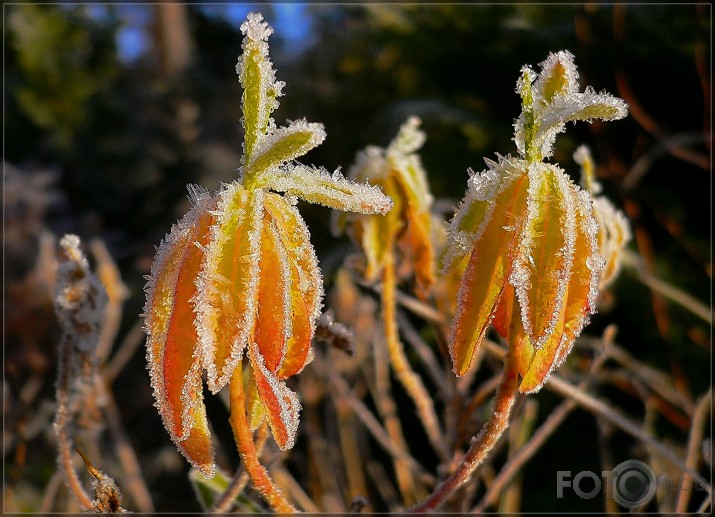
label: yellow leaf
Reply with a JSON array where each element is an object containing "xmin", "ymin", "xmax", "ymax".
[
  {"xmin": 197, "ymin": 184, "xmax": 263, "ymax": 393},
  {"xmin": 248, "ymin": 120, "xmax": 326, "ymax": 183},
  {"xmin": 517, "ymin": 166, "xmax": 576, "ymax": 348}
]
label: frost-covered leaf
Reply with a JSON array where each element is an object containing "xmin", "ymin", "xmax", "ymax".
[
  {"xmin": 533, "ymin": 50, "xmax": 579, "ymax": 103},
  {"xmin": 450, "ymin": 174, "xmax": 529, "ymax": 376},
  {"xmin": 386, "ymin": 117, "xmax": 435, "ymax": 296},
  {"xmin": 247, "ymin": 119, "xmax": 326, "ymax": 185},
  {"xmin": 574, "ymin": 145, "xmax": 631, "ymax": 291},
  {"xmin": 518, "ymin": 187, "xmax": 602, "ymax": 393},
  {"xmin": 264, "ymin": 194, "xmax": 322, "ymax": 379},
  {"xmin": 144, "ymin": 188, "xmax": 216, "ymax": 477},
  {"xmin": 532, "ymin": 90, "xmax": 628, "ymax": 159},
  {"xmin": 262, "ymin": 163, "xmax": 393, "ymax": 215},
  {"xmin": 513, "ymin": 165, "xmax": 576, "ymax": 349},
  {"xmin": 196, "ymin": 184, "xmax": 263, "ymax": 394},
  {"xmin": 593, "ymin": 196, "xmax": 631, "ymax": 290},
  {"xmin": 442, "ymin": 168, "xmax": 500, "ymax": 273},
  {"xmin": 236, "ymin": 12, "xmax": 284, "ymax": 164},
  {"xmin": 387, "ymin": 115, "xmax": 426, "ymax": 156},
  {"xmin": 514, "ymin": 50, "xmax": 628, "ymax": 161},
  {"xmin": 253, "ymin": 215, "xmax": 292, "ymax": 373},
  {"xmin": 246, "ymin": 341, "xmax": 301, "ymax": 450},
  {"xmin": 442, "ymin": 157, "xmax": 525, "ymax": 273}
]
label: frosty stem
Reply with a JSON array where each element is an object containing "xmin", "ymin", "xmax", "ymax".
[
  {"xmin": 54, "ymin": 331, "xmax": 94, "ymax": 511},
  {"xmin": 408, "ymin": 353, "xmax": 520, "ymax": 513},
  {"xmin": 229, "ymin": 362, "xmax": 297, "ymax": 513}
]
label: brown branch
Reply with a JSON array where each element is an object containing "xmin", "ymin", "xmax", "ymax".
[{"xmin": 408, "ymin": 353, "xmax": 520, "ymax": 512}]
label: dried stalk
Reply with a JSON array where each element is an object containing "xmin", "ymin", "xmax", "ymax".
[
  {"xmin": 324, "ymin": 359, "xmax": 435, "ymax": 485},
  {"xmin": 675, "ymin": 389, "xmax": 712, "ymax": 512},
  {"xmin": 100, "ymin": 382, "xmax": 154, "ymax": 512},
  {"xmin": 396, "ymin": 310, "xmax": 452, "ymax": 400},
  {"xmin": 52, "ymin": 235, "xmax": 108, "ymax": 511},
  {"xmin": 472, "ymin": 331, "xmax": 613, "ymax": 511},
  {"xmin": 382, "ymin": 252, "xmax": 451, "ymax": 464},
  {"xmin": 371, "ymin": 326, "xmax": 422, "ymax": 505},
  {"xmin": 334, "ymin": 393, "xmax": 370, "ymax": 507},
  {"xmin": 499, "ymin": 398, "xmax": 538, "ymax": 513}
]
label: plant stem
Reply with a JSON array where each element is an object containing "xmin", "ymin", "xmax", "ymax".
[
  {"xmin": 382, "ymin": 251, "xmax": 451, "ymax": 464},
  {"xmin": 54, "ymin": 332, "xmax": 94, "ymax": 511},
  {"xmin": 210, "ymin": 423, "xmax": 269, "ymax": 513},
  {"xmin": 228, "ymin": 363, "xmax": 298, "ymax": 513},
  {"xmin": 408, "ymin": 353, "xmax": 520, "ymax": 513},
  {"xmin": 675, "ymin": 389, "xmax": 712, "ymax": 513}
]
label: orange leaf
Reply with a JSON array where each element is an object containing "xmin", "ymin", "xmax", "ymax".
[
  {"xmin": 450, "ymin": 174, "xmax": 529, "ymax": 376},
  {"xmin": 264, "ymin": 194, "xmax": 322, "ymax": 379},
  {"xmin": 253, "ymin": 215, "xmax": 291, "ymax": 373},
  {"xmin": 144, "ymin": 191, "xmax": 215, "ymax": 476},
  {"xmin": 247, "ymin": 339, "xmax": 301, "ymax": 450}
]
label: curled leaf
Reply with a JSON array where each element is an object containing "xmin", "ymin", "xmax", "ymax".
[
  {"xmin": 144, "ymin": 188, "xmax": 216, "ymax": 477},
  {"xmin": 248, "ymin": 119, "xmax": 326, "ymax": 183},
  {"xmin": 450, "ymin": 172, "xmax": 529, "ymax": 376}
]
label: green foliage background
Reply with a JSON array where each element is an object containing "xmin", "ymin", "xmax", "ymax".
[{"xmin": 4, "ymin": 3, "xmax": 710, "ymax": 512}]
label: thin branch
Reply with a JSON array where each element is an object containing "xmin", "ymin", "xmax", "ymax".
[
  {"xmin": 545, "ymin": 367, "xmax": 711, "ymax": 492},
  {"xmin": 381, "ymin": 252, "xmax": 451, "ymax": 464},
  {"xmin": 409, "ymin": 353, "xmax": 520, "ymax": 512},
  {"xmin": 102, "ymin": 319, "xmax": 146, "ymax": 385},
  {"xmin": 271, "ymin": 466, "xmax": 322, "ymax": 513},
  {"xmin": 90, "ymin": 239, "xmax": 129, "ymax": 364},
  {"xmin": 100, "ymin": 381, "xmax": 154, "ymax": 512},
  {"xmin": 622, "ymin": 251, "xmax": 712, "ymax": 324},
  {"xmin": 499, "ymin": 398, "xmax": 538, "ymax": 513},
  {"xmin": 396, "ymin": 310, "xmax": 452, "ymax": 400},
  {"xmin": 322, "ymin": 358, "xmax": 436, "ymax": 485},
  {"xmin": 675, "ymin": 389, "xmax": 712, "ymax": 512},
  {"xmin": 483, "ymin": 340, "xmax": 711, "ymax": 495},
  {"xmin": 472, "ymin": 331, "xmax": 614, "ymax": 512}
]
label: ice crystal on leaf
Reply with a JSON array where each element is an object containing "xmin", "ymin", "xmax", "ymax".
[
  {"xmin": 444, "ymin": 51, "xmax": 628, "ymax": 393},
  {"xmin": 143, "ymin": 12, "xmax": 392, "ymax": 478}
]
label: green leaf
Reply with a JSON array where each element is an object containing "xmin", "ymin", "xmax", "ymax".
[
  {"xmin": 189, "ymin": 467, "xmax": 264, "ymax": 512},
  {"xmin": 247, "ymin": 120, "xmax": 326, "ymax": 186},
  {"xmin": 237, "ymin": 13, "xmax": 283, "ymax": 164}
]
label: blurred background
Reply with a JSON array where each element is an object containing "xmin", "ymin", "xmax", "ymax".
[{"xmin": 4, "ymin": 3, "xmax": 711, "ymax": 512}]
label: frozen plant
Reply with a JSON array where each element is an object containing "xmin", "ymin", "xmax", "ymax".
[
  {"xmin": 334, "ymin": 117, "xmax": 447, "ymax": 501},
  {"xmin": 411, "ymin": 50, "xmax": 628, "ymax": 512},
  {"xmin": 142, "ymin": 12, "xmax": 391, "ymax": 513}
]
